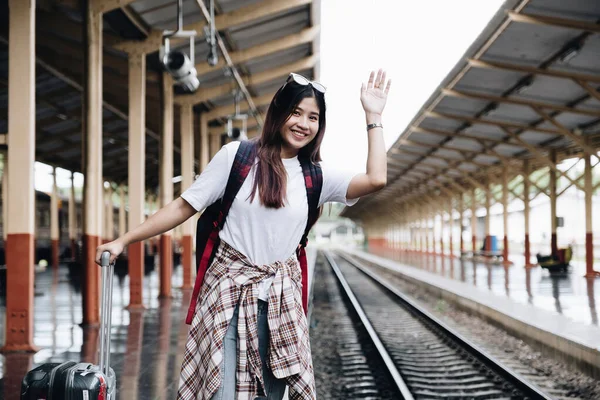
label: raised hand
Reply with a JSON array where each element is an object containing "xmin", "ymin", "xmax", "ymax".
[{"xmin": 360, "ymin": 69, "xmax": 392, "ymax": 116}]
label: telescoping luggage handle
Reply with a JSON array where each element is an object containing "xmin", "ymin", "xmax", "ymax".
[{"xmin": 99, "ymin": 251, "xmax": 115, "ymax": 377}]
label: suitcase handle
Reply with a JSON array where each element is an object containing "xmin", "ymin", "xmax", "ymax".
[{"xmin": 99, "ymin": 251, "xmax": 115, "ymax": 377}]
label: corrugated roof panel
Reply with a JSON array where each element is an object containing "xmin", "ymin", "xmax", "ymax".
[
  {"xmin": 445, "ymin": 137, "xmax": 484, "ymax": 152},
  {"xmin": 494, "ymin": 143, "xmax": 525, "ymax": 157},
  {"xmin": 419, "ymin": 116, "xmax": 464, "ymax": 132},
  {"xmin": 230, "ymin": 10, "xmax": 309, "ymax": 49},
  {"xmin": 482, "ymin": 23, "xmax": 581, "ymax": 66},
  {"xmin": 455, "ymin": 67, "xmax": 525, "ymax": 95},
  {"xmin": 485, "ymin": 103, "xmax": 540, "ymax": 124},
  {"xmin": 472, "ymin": 154, "xmax": 500, "ymax": 165},
  {"xmin": 524, "ymin": 0, "xmax": 600, "ymax": 21},
  {"xmin": 517, "ymin": 131, "xmax": 558, "ymax": 145},
  {"xmin": 408, "ymin": 131, "xmax": 446, "ymax": 146},
  {"xmin": 434, "ymin": 148, "xmax": 465, "ymax": 160},
  {"xmin": 462, "ymin": 123, "xmax": 506, "ymax": 140},
  {"xmin": 515, "ymin": 75, "xmax": 588, "ymax": 103},
  {"xmin": 435, "ymin": 96, "xmax": 488, "ymax": 116},
  {"xmin": 244, "ymin": 44, "xmax": 311, "ymax": 74}
]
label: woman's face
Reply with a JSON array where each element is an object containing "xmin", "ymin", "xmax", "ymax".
[{"xmin": 280, "ymin": 96, "xmax": 320, "ymax": 158}]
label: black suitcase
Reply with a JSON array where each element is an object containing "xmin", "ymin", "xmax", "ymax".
[{"xmin": 21, "ymin": 252, "xmax": 117, "ymax": 399}]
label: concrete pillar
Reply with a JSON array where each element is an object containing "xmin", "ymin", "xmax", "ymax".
[
  {"xmin": 51, "ymin": 168, "xmax": 59, "ymax": 269},
  {"xmin": 200, "ymin": 112, "xmax": 209, "ymax": 171},
  {"xmin": 484, "ymin": 177, "xmax": 491, "ymax": 252},
  {"xmin": 106, "ymin": 184, "xmax": 114, "ymax": 242},
  {"xmin": 119, "ymin": 185, "xmax": 126, "ymax": 238},
  {"xmin": 502, "ymin": 166, "xmax": 509, "ymax": 263},
  {"xmin": 210, "ymin": 132, "xmax": 220, "ymax": 159},
  {"xmin": 471, "ymin": 189, "xmax": 477, "ymax": 253},
  {"xmin": 81, "ymin": 3, "xmax": 103, "ymax": 327},
  {"xmin": 180, "ymin": 104, "xmax": 195, "ymax": 289},
  {"xmin": 159, "ymin": 74, "xmax": 173, "ymax": 297},
  {"xmin": 550, "ymin": 150, "xmax": 558, "ymax": 256},
  {"xmin": 584, "ymin": 151, "xmax": 598, "ymax": 277},
  {"xmin": 69, "ymin": 172, "xmax": 76, "ymax": 258},
  {"xmin": 448, "ymin": 199, "xmax": 453, "ymax": 258},
  {"xmin": 2, "ymin": 0, "xmax": 37, "ymax": 352},
  {"xmin": 2, "ymin": 152, "xmax": 7, "ymax": 242},
  {"xmin": 127, "ymin": 52, "xmax": 146, "ymax": 309},
  {"xmin": 440, "ymin": 206, "xmax": 446, "ymax": 257},
  {"xmin": 523, "ymin": 160, "xmax": 532, "ymax": 266},
  {"xmin": 459, "ymin": 194, "xmax": 464, "ymax": 255}
]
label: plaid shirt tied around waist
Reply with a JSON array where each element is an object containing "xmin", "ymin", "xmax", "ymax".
[{"xmin": 177, "ymin": 241, "xmax": 316, "ymax": 400}]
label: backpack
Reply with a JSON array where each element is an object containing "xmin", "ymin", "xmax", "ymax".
[{"xmin": 185, "ymin": 140, "xmax": 323, "ymax": 324}]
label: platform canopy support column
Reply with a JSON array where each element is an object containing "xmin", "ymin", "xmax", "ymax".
[
  {"xmin": 584, "ymin": 149, "xmax": 599, "ymax": 277},
  {"xmin": 119, "ymin": 186, "xmax": 126, "ymax": 238},
  {"xmin": 159, "ymin": 75, "xmax": 174, "ymax": 297},
  {"xmin": 471, "ymin": 188, "xmax": 477, "ymax": 253},
  {"xmin": 181, "ymin": 104, "xmax": 195, "ymax": 289},
  {"xmin": 200, "ymin": 113, "xmax": 209, "ymax": 171},
  {"xmin": 127, "ymin": 51, "xmax": 146, "ymax": 309},
  {"xmin": 459, "ymin": 193, "xmax": 464, "ymax": 255},
  {"xmin": 51, "ymin": 168, "xmax": 59, "ymax": 269},
  {"xmin": 448, "ymin": 198, "xmax": 454, "ymax": 258},
  {"xmin": 106, "ymin": 184, "xmax": 114, "ymax": 242},
  {"xmin": 550, "ymin": 150, "xmax": 558, "ymax": 256},
  {"xmin": 523, "ymin": 159, "xmax": 532, "ymax": 267},
  {"xmin": 484, "ymin": 177, "xmax": 491, "ymax": 252},
  {"xmin": 69, "ymin": 172, "xmax": 76, "ymax": 258},
  {"xmin": 210, "ymin": 132, "xmax": 221, "ymax": 159},
  {"xmin": 502, "ymin": 166, "xmax": 509, "ymax": 264},
  {"xmin": 2, "ymin": 0, "xmax": 38, "ymax": 352},
  {"xmin": 2, "ymin": 152, "xmax": 7, "ymax": 242},
  {"xmin": 81, "ymin": 1, "xmax": 104, "ymax": 327}
]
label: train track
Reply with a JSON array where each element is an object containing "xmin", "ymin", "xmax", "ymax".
[{"xmin": 322, "ymin": 250, "xmax": 553, "ymax": 400}]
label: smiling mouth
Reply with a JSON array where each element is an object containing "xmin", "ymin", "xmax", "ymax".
[{"xmin": 291, "ymin": 129, "xmax": 309, "ymax": 140}]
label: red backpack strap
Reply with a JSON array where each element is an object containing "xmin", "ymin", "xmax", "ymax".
[
  {"xmin": 297, "ymin": 156, "xmax": 323, "ymax": 314},
  {"xmin": 186, "ymin": 140, "xmax": 257, "ymax": 324}
]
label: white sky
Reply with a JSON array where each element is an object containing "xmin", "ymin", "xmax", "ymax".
[
  {"xmin": 35, "ymin": 0, "xmax": 504, "ymax": 193},
  {"xmin": 319, "ymin": 0, "xmax": 505, "ymax": 173}
]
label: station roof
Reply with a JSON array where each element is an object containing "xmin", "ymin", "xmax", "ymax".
[
  {"xmin": 0, "ymin": 0, "xmax": 320, "ymax": 191},
  {"xmin": 343, "ymin": 0, "xmax": 600, "ymax": 222}
]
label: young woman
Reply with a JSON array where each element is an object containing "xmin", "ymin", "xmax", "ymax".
[{"xmin": 96, "ymin": 69, "xmax": 391, "ymax": 399}]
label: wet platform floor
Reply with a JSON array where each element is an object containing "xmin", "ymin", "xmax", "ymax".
[
  {"xmin": 0, "ymin": 248, "xmax": 318, "ymax": 400},
  {"xmin": 0, "ymin": 261, "xmax": 191, "ymax": 400},
  {"xmin": 366, "ymin": 248, "xmax": 600, "ymax": 327}
]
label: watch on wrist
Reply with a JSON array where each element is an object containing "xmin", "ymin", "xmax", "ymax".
[{"xmin": 367, "ymin": 123, "xmax": 383, "ymax": 131}]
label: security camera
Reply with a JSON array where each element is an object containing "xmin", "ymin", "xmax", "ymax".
[
  {"xmin": 159, "ymin": 0, "xmax": 199, "ymax": 92},
  {"xmin": 163, "ymin": 50, "xmax": 200, "ymax": 92}
]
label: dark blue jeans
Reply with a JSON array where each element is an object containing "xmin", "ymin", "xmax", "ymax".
[{"xmin": 211, "ymin": 300, "xmax": 287, "ymax": 400}]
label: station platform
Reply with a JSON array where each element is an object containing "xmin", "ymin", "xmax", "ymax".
[
  {"xmin": 0, "ymin": 247, "xmax": 317, "ymax": 400},
  {"xmin": 343, "ymin": 246, "xmax": 600, "ymax": 379}
]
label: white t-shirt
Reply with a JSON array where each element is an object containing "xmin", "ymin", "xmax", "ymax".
[{"xmin": 180, "ymin": 141, "xmax": 359, "ymax": 300}]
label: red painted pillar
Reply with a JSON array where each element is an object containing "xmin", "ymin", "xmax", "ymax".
[
  {"xmin": 2, "ymin": 0, "xmax": 38, "ymax": 353},
  {"xmin": 82, "ymin": 234, "xmax": 101, "ymax": 326},
  {"xmin": 182, "ymin": 235, "xmax": 194, "ymax": 289},
  {"xmin": 128, "ymin": 242, "xmax": 145, "ymax": 309},
  {"xmin": 159, "ymin": 234, "xmax": 173, "ymax": 297}
]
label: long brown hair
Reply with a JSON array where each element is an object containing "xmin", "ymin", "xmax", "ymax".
[{"xmin": 249, "ymin": 79, "xmax": 327, "ymax": 208}]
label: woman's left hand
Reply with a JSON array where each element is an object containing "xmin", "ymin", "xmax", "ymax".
[{"xmin": 360, "ymin": 69, "xmax": 391, "ymax": 116}]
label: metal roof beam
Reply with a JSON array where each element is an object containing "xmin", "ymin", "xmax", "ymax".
[
  {"xmin": 195, "ymin": 26, "xmax": 319, "ymax": 76},
  {"xmin": 507, "ymin": 11, "xmax": 600, "ymax": 34},
  {"xmin": 113, "ymin": 0, "xmax": 313, "ymax": 54}
]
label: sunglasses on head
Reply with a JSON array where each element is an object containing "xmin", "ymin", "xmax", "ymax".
[{"xmin": 284, "ymin": 72, "xmax": 326, "ymax": 93}]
